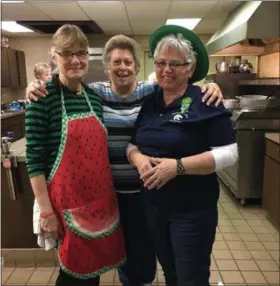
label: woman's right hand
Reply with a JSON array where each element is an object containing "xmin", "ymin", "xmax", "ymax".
[
  {"xmin": 40, "ymin": 213, "xmax": 63, "ymax": 240},
  {"xmin": 135, "ymin": 154, "xmax": 153, "ymax": 176},
  {"xmin": 26, "ymin": 80, "xmax": 48, "ymax": 103}
]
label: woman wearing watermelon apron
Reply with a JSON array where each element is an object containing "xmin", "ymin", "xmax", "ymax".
[{"xmin": 25, "ymin": 24, "xmax": 125, "ymax": 286}]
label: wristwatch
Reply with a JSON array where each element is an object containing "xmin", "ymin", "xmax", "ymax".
[{"xmin": 176, "ymin": 158, "xmax": 185, "ymax": 175}]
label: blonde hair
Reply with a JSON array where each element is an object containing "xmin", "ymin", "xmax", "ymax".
[
  {"xmin": 103, "ymin": 35, "xmax": 141, "ymax": 74},
  {"xmin": 34, "ymin": 62, "xmax": 51, "ymax": 79},
  {"xmin": 50, "ymin": 24, "xmax": 88, "ymax": 53}
]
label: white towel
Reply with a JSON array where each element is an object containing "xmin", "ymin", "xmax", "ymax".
[{"xmin": 33, "ymin": 199, "xmax": 57, "ymax": 251}]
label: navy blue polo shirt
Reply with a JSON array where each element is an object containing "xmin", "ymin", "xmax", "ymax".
[{"xmin": 131, "ymin": 84, "xmax": 236, "ymax": 214}]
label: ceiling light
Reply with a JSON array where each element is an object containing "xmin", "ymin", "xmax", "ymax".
[
  {"xmin": 166, "ymin": 18, "xmax": 201, "ymax": 31},
  {"xmin": 2, "ymin": 1, "xmax": 25, "ymax": 3},
  {"xmin": 1, "ymin": 21, "xmax": 34, "ymax": 33}
]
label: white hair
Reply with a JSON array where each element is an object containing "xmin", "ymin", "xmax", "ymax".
[{"xmin": 154, "ymin": 34, "xmax": 197, "ymax": 69}]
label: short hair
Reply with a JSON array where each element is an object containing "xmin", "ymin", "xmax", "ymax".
[
  {"xmin": 154, "ymin": 34, "xmax": 197, "ymax": 70},
  {"xmin": 34, "ymin": 62, "xmax": 51, "ymax": 79},
  {"xmin": 103, "ymin": 35, "xmax": 141, "ymax": 74}
]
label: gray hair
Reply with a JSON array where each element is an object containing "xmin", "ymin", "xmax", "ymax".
[{"xmin": 154, "ymin": 34, "xmax": 197, "ymax": 69}]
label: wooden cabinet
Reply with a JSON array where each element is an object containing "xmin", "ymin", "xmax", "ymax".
[
  {"xmin": 1, "ymin": 48, "xmax": 27, "ymax": 88},
  {"xmin": 262, "ymin": 139, "xmax": 280, "ymax": 229},
  {"xmin": 1, "ymin": 113, "xmax": 25, "ymax": 142}
]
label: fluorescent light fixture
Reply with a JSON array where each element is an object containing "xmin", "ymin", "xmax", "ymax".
[
  {"xmin": 1, "ymin": 21, "xmax": 34, "ymax": 33},
  {"xmin": 166, "ymin": 18, "xmax": 201, "ymax": 30},
  {"xmin": 2, "ymin": 1, "xmax": 25, "ymax": 3}
]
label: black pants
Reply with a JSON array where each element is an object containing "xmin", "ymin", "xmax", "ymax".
[
  {"xmin": 117, "ymin": 192, "xmax": 157, "ymax": 285},
  {"xmin": 56, "ymin": 269, "xmax": 100, "ymax": 286},
  {"xmin": 143, "ymin": 198, "xmax": 218, "ymax": 286}
]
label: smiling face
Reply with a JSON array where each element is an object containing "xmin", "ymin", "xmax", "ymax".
[
  {"xmin": 52, "ymin": 44, "xmax": 89, "ymax": 81},
  {"xmin": 107, "ymin": 48, "xmax": 137, "ymax": 90},
  {"xmin": 39, "ymin": 68, "xmax": 52, "ymax": 82},
  {"xmin": 155, "ymin": 47, "xmax": 194, "ymax": 92}
]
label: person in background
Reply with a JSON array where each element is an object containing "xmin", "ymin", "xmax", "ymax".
[
  {"xmin": 33, "ymin": 62, "xmax": 52, "ymax": 82},
  {"xmin": 26, "ymin": 34, "xmax": 224, "ymax": 286},
  {"xmin": 127, "ymin": 25, "xmax": 238, "ymax": 286},
  {"xmin": 25, "ymin": 24, "xmax": 125, "ymax": 286},
  {"xmin": 148, "ymin": 71, "xmax": 157, "ymax": 83}
]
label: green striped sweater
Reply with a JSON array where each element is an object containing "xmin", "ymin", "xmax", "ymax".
[{"xmin": 25, "ymin": 75, "xmax": 103, "ymax": 178}]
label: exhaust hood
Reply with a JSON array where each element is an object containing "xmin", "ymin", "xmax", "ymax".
[{"xmin": 206, "ymin": 1, "xmax": 280, "ymax": 56}]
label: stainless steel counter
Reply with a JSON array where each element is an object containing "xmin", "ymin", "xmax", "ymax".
[{"xmin": 3, "ymin": 138, "xmax": 26, "ymax": 162}]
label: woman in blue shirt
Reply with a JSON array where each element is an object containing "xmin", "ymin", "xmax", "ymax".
[{"xmin": 127, "ymin": 25, "xmax": 238, "ymax": 286}]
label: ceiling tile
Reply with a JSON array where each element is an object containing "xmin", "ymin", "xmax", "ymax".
[
  {"xmin": 194, "ymin": 17, "xmax": 227, "ymax": 34},
  {"xmin": 2, "ymin": 2, "xmax": 52, "ymax": 21},
  {"xmin": 169, "ymin": 1, "xmax": 217, "ymax": 18},
  {"xmin": 130, "ymin": 19, "xmax": 165, "ymax": 35},
  {"xmin": 30, "ymin": 2, "xmax": 89, "ymax": 21},
  {"xmin": 78, "ymin": 1, "xmax": 128, "ymax": 21},
  {"xmin": 125, "ymin": 1, "xmax": 170, "ymax": 20},
  {"xmin": 96, "ymin": 20, "xmax": 132, "ymax": 35},
  {"xmin": 211, "ymin": 1, "xmax": 242, "ymax": 14}
]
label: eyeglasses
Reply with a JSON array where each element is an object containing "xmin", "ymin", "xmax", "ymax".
[
  {"xmin": 154, "ymin": 61, "xmax": 190, "ymax": 69},
  {"xmin": 55, "ymin": 50, "xmax": 89, "ymax": 60}
]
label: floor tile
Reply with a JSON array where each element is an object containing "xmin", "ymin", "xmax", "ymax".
[
  {"xmin": 216, "ymin": 259, "xmax": 238, "ymax": 270},
  {"xmin": 250, "ymin": 250, "xmax": 272, "ymax": 260},
  {"xmin": 213, "ymin": 241, "xmax": 228, "ymax": 250},
  {"xmin": 210, "ymin": 270, "xmax": 223, "ymax": 284},
  {"xmin": 239, "ymin": 233, "xmax": 259, "ymax": 242},
  {"xmin": 269, "ymin": 250, "xmax": 280, "ymax": 261},
  {"xmin": 48, "ymin": 269, "xmax": 59, "ymax": 285},
  {"xmin": 262, "ymin": 241, "xmax": 280, "ymax": 251},
  {"xmin": 273, "ymin": 233, "xmax": 279, "ymax": 242},
  {"xmin": 220, "ymin": 270, "xmax": 245, "ymax": 284},
  {"xmin": 231, "ymin": 219, "xmax": 248, "ymax": 226},
  {"xmin": 256, "ymin": 260, "xmax": 279, "ymax": 271},
  {"xmin": 236, "ymin": 260, "xmax": 259, "ymax": 271},
  {"xmin": 210, "ymin": 259, "xmax": 217, "ymax": 270},
  {"xmin": 262, "ymin": 271, "xmax": 280, "ymax": 284},
  {"xmin": 231, "ymin": 250, "xmax": 252, "ymax": 260},
  {"xmin": 219, "ymin": 225, "xmax": 237, "ymax": 233},
  {"xmin": 226, "ymin": 241, "xmax": 246, "ymax": 250},
  {"xmin": 5, "ymin": 268, "xmax": 34, "ymax": 284},
  {"xmin": 257, "ymin": 233, "xmax": 276, "ymax": 242},
  {"xmin": 215, "ymin": 233, "xmax": 224, "ymax": 241},
  {"xmin": 213, "ymin": 250, "xmax": 233, "ymax": 260},
  {"xmin": 251, "ymin": 226, "xmax": 270, "ymax": 234},
  {"xmin": 1, "ymin": 268, "xmax": 14, "ymax": 284},
  {"xmin": 247, "ymin": 219, "xmax": 266, "ymax": 227},
  {"xmin": 242, "ymin": 271, "xmax": 267, "ymax": 284},
  {"xmin": 27, "ymin": 268, "xmax": 54, "ymax": 285},
  {"xmin": 218, "ymin": 219, "xmax": 232, "ymax": 226},
  {"xmin": 157, "ymin": 270, "xmax": 164, "ymax": 283},
  {"xmin": 100, "ymin": 270, "xmax": 115, "ymax": 284},
  {"xmin": 222, "ymin": 232, "xmax": 241, "ymax": 241},
  {"xmin": 245, "ymin": 241, "xmax": 266, "ymax": 250},
  {"xmin": 235, "ymin": 225, "xmax": 254, "ymax": 233}
]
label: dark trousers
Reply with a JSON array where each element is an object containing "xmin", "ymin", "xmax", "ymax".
[
  {"xmin": 143, "ymin": 198, "xmax": 218, "ymax": 286},
  {"xmin": 56, "ymin": 269, "xmax": 100, "ymax": 286},
  {"xmin": 117, "ymin": 192, "xmax": 157, "ymax": 285}
]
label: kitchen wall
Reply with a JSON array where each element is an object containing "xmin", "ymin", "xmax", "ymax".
[
  {"xmin": 258, "ymin": 52, "xmax": 280, "ymax": 78},
  {"xmin": 8, "ymin": 33, "xmax": 219, "ymax": 84}
]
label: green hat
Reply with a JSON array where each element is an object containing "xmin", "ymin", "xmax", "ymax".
[{"xmin": 149, "ymin": 25, "xmax": 209, "ymax": 83}]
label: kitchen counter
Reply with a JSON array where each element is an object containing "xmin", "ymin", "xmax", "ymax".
[
  {"xmin": 1, "ymin": 110, "xmax": 25, "ymax": 120},
  {"xmin": 3, "ymin": 137, "xmax": 26, "ymax": 162},
  {"xmin": 265, "ymin": 133, "xmax": 280, "ymax": 144}
]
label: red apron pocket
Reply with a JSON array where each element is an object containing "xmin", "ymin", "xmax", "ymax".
[{"xmin": 62, "ymin": 202, "xmax": 120, "ymax": 240}]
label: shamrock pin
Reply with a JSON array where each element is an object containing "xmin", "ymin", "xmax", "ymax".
[{"xmin": 180, "ymin": 97, "xmax": 192, "ymax": 115}]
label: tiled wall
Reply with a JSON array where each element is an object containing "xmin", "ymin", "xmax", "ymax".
[{"xmin": 258, "ymin": 52, "xmax": 280, "ymax": 78}]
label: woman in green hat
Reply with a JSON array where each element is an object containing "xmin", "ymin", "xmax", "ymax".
[{"xmin": 127, "ymin": 25, "xmax": 238, "ymax": 286}]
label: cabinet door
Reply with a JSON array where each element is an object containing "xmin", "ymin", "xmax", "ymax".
[
  {"xmin": 262, "ymin": 156, "xmax": 280, "ymax": 229},
  {"xmin": 16, "ymin": 50, "xmax": 27, "ymax": 88},
  {"xmin": 1, "ymin": 48, "xmax": 10, "ymax": 86},
  {"xmin": 7, "ymin": 49, "xmax": 20, "ymax": 87}
]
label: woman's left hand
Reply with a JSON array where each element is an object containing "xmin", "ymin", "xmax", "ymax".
[
  {"xmin": 140, "ymin": 158, "xmax": 177, "ymax": 190},
  {"xmin": 201, "ymin": 82, "xmax": 223, "ymax": 107}
]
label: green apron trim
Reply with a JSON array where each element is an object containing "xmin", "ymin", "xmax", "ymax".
[
  {"xmin": 63, "ymin": 209, "xmax": 120, "ymax": 240},
  {"xmin": 57, "ymin": 254, "xmax": 126, "ymax": 280}
]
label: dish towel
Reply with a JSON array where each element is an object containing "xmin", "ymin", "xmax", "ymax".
[{"xmin": 33, "ymin": 199, "xmax": 57, "ymax": 251}]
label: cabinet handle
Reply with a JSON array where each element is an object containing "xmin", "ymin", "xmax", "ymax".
[{"xmin": 3, "ymin": 156, "xmax": 18, "ymax": 200}]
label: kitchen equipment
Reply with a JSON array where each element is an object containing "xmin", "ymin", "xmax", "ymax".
[
  {"xmin": 7, "ymin": 102, "xmax": 21, "ymax": 111},
  {"xmin": 215, "ymin": 58, "xmax": 229, "ymax": 73},
  {"xmin": 18, "ymin": 100, "xmax": 27, "ymax": 110},
  {"xmin": 223, "ymin": 99, "xmax": 239, "ymax": 110},
  {"xmin": 239, "ymin": 59, "xmax": 253, "ymax": 73},
  {"xmin": 236, "ymin": 94, "xmax": 275, "ymax": 110},
  {"xmin": 229, "ymin": 57, "xmax": 241, "ymax": 73},
  {"xmin": 218, "ymin": 107, "xmax": 280, "ymax": 205}
]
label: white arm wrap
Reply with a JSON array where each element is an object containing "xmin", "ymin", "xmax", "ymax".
[{"xmin": 210, "ymin": 143, "xmax": 238, "ymax": 171}]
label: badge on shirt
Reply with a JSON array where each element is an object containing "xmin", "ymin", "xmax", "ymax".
[{"xmin": 170, "ymin": 97, "xmax": 192, "ymax": 123}]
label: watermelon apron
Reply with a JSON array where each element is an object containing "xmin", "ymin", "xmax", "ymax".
[{"xmin": 47, "ymin": 85, "xmax": 126, "ymax": 279}]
